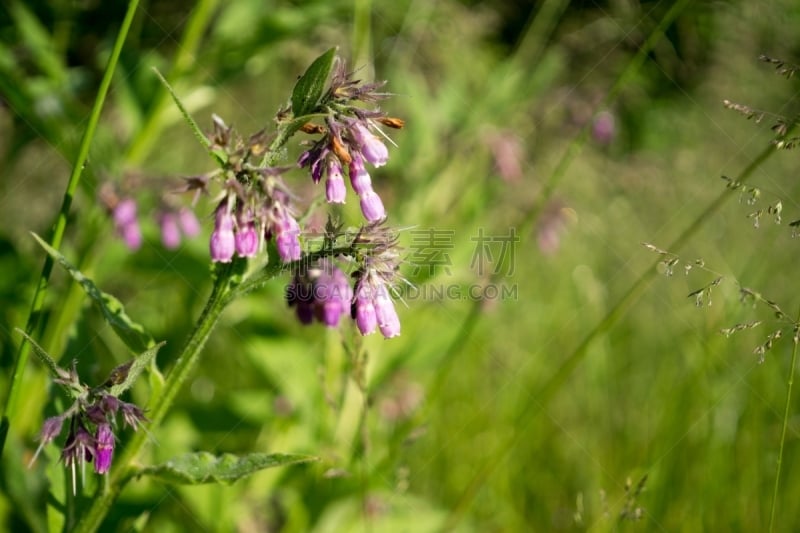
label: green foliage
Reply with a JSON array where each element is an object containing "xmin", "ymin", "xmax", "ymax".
[
  {"xmin": 138, "ymin": 452, "xmax": 317, "ymax": 485},
  {"xmin": 291, "ymin": 46, "xmax": 337, "ymax": 117}
]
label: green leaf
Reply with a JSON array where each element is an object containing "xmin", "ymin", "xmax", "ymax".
[
  {"xmin": 14, "ymin": 328, "xmax": 66, "ymax": 381},
  {"xmin": 31, "ymin": 233, "xmax": 154, "ymax": 354},
  {"xmin": 138, "ymin": 452, "xmax": 317, "ymax": 485},
  {"xmin": 291, "ymin": 47, "xmax": 337, "ymax": 117},
  {"xmin": 107, "ymin": 341, "xmax": 166, "ymax": 397}
]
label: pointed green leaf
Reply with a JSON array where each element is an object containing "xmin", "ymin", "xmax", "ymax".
[
  {"xmin": 291, "ymin": 47, "xmax": 337, "ymax": 117},
  {"xmin": 107, "ymin": 341, "xmax": 166, "ymax": 397},
  {"xmin": 138, "ymin": 452, "xmax": 317, "ymax": 485},
  {"xmin": 31, "ymin": 233, "xmax": 154, "ymax": 353},
  {"xmin": 14, "ymin": 328, "xmax": 66, "ymax": 381}
]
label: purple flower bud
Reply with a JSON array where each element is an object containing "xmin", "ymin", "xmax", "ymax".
[
  {"xmin": 100, "ymin": 394, "xmax": 120, "ymax": 415},
  {"xmin": 113, "ymin": 198, "xmax": 138, "ymax": 226},
  {"xmin": 310, "ymin": 157, "xmax": 325, "ymax": 184},
  {"xmin": 30, "ymin": 415, "xmax": 66, "ymax": 466},
  {"xmin": 353, "ymin": 282, "xmax": 378, "ymax": 335},
  {"xmin": 62, "ymin": 423, "xmax": 95, "ymax": 468},
  {"xmin": 351, "ymin": 122, "xmax": 389, "ymax": 167},
  {"xmin": 295, "ymin": 300, "xmax": 314, "ymax": 324},
  {"xmin": 348, "ymin": 156, "xmax": 373, "ymax": 196},
  {"xmin": 325, "ymin": 159, "xmax": 347, "ymax": 204},
  {"xmin": 298, "ymin": 146, "xmax": 329, "ymax": 183},
  {"xmin": 120, "ymin": 402, "xmax": 148, "ymax": 430},
  {"xmin": 592, "ymin": 111, "xmax": 616, "ymax": 145},
  {"xmin": 210, "ymin": 206, "xmax": 235, "ymax": 262},
  {"xmin": 354, "ymin": 298, "xmax": 377, "ymax": 336},
  {"xmin": 94, "ymin": 423, "xmax": 115, "ymax": 474},
  {"xmin": 39, "ymin": 416, "xmax": 65, "ymax": 444},
  {"xmin": 178, "ymin": 208, "xmax": 201, "ymax": 237},
  {"xmin": 85, "ymin": 404, "xmax": 107, "ymax": 425},
  {"xmin": 119, "ymin": 221, "xmax": 143, "ymax": 250},
  {"xmin": 374, "ymin": 292, "xmax": 401, "ymax": 338},
  {"xmin": 112, "ymin": 199, "xmax": 143, "ymax": 251},
  {"xmin": 315, "ymin": 267, "xmax": 353, "ymax": 327},
  {"xmin": 287, "ymin": 279, "xmax": 315, "ymax": 325},
  {"xmin": 274, "ymin": 213, "xmax": 302, "ymax": 262},
  {"xmin": 235, "ymin": 221, "xmax": 259, "ymax": 258},
  {"xmin": 359, "ymin": 191, "xmax": 386, "ymax": 223},
  {"xmin": 297, "ymin": 150, "xmax": 312, "ymax": 169},
  {"xmin": 318, "ymin": 299, "xmax": 345, "ymax": 327},
  {"xmin": 160, "ymin": 212, "xmax": 181, "ymax": 249}
]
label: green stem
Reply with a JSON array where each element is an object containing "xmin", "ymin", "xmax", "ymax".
[
  {"xmin": 0, "ymin": 0, "xmax": 140, "ymax": 458},
  {"xmin": 769, "ymin": 311, "xmax": 800, "ymax": 532},
  {"xmin": 75, "ymin": 262, "xmax": 237, "ymax": 533}
]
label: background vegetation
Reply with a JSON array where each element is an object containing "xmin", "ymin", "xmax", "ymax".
[{"xmin": 2, "ymin": 0, "xmax": 800, "ymax": 530}]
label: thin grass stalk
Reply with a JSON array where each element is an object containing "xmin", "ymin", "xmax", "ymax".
[{"xmin": 769, "ymin": 310, "xmax": 800, "ymax": 532}]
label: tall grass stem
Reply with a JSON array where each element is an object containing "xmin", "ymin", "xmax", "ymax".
[{"xmin": 769, "ymin": 309, "xmax": 800, "ymax": 532}]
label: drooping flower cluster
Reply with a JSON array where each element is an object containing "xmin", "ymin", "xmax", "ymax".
[
  {"xmin": 297, "ymin": 60, "xmax": 404, "ymax": 223},
  {"xmin": 349, "ymin": 223, "xmax": 403, "ymax": 338},
  {"xmin": 99, "ymin": 52, "xmax": 408, "ymax": 339},
  {"xmin": 287, "ymin": 259, "xmax": 353, "ymax": 327},
  {"xmin": 100, "ymin": 182, "xmax": 202, "ymax": 251},
  {"xmin": 31, "ymin": 360, "xmax": 147, "ymax": 493},
  {"xmin": 187, "ymin": 116, "xmax": 303, "ymax": 264},
  {"xmin": 286, "ymin": 221, "xmax": 404, "ymax": 338}
]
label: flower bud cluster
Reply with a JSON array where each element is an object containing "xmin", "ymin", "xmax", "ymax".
[
  {"xmin": 100, "ymin": 182, "xmax": 201, "ymax": 251},
  {"xmin": 297, "ymin": 60, "xmax": 403, "ymax": 223},
  {"xmin": 31, "ymin": 362, "xmax": 148, "ymax": 493},
  {"xmin": 286, "ymin": 259, "xmax": 353, "ymax": 327},
  {"xmin": 349, "ymin": 223, "xmax": 403, "ymax": 338},
  {"xmin": 99, "ymin": 184, "xmax": 143, "ymax": 251},
  {"xmin": 286, "ymin": 222, "xmax": 404, "ymax": 339},
  {"xmin": 191, "ymin": 116, "xmax": 303, "ymax": 264}
]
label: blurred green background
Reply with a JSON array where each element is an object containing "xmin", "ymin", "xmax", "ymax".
[{"xmin": 3, "ymin": 0, "xmax": 800, "ymax": 531}]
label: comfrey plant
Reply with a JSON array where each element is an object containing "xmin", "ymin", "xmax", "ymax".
[{"xmin": 10, "ymin": 48, "xmax": 407, "ymax": 532}]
